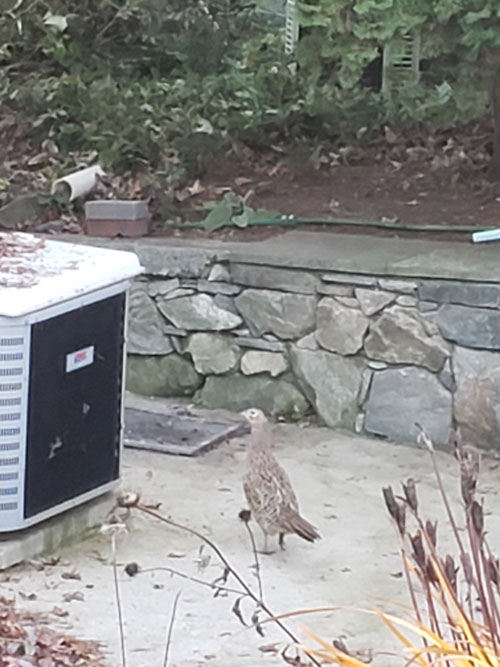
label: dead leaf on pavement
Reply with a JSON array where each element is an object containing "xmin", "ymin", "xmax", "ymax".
[
  {"xmin": 50, "ymin": 606, "xmax": 69, "ymax": 618},
  {"xmin": 18, "ymin": 592, "xmax": 37, "ymax": 601},
  {"xmin": 62, "ymin": 591, "xmax": 84, "ymax": 603}
]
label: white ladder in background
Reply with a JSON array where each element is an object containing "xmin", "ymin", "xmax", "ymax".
[
  {"xmin": 284, "ymin": 0, "xmax": 299, "ymax": 56},
  {"xmin": 382, "ymin": 31, "xmax": 421, "ymax": 93}
]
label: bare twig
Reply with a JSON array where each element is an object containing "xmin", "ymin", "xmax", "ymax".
[
  {"xmin": 101, "ymin": 521, "xmax": 127, "ymax": 667},
  {"xmin": 134, "ymin": 565, "xmax": 245, "ymax": 597},
  {"xmin": 125, "ymin": 499, "xmax": 322, "ymax": 667},
  {"xmin": 416, "ymin": 423, "xmax": 467, "ymax": 557},
  {"xmin": 162, "ymin": 590, "xmax": 181, "ymax": 667},
  {"xmin": 239, "ymin": 510, "xmax": 264, "ymax": 604}
]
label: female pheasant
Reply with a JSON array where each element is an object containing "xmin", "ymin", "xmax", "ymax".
[{"xmin": 241, "ymin": 408, "xmax": 320, "ymax": 553}]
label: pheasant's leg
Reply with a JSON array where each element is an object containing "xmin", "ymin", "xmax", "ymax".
[
  {"xmin": 258, "ymin": 531, "xmax": 275, "ymax": 555},
  {"xmin": 279, "ymin": 533, "xmax": 286, "ymax": 550}
]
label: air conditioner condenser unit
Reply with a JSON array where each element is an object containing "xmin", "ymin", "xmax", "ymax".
[{"xmin": 0, "ymin": 233, "xmax": 142, "ymax": 532}]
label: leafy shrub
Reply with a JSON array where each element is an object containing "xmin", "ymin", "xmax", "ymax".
[{"xmin": 0, "ymin": 0, "xmax": 499, "ymax": 180}]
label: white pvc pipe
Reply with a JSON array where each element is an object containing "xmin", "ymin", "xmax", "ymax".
[
  {"xmin": 52, "ymin": 165, "xmax": 105, "ymax": 201},
  {"xmin": 472, "ymin": 229, "xmax": 500, "ymax": 243}
]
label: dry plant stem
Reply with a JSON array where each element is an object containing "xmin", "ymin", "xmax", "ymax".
[
  {"xmin": 162, "ymin": 590, "xmax": 181, "ymax": 667},
  {"xmin": 136, "ymin": 503, "xmax": 322, "ymax": 667},
  {"xmin": 111, "ymin": 534, "xmax": 127, "ymax": 667},
  {"xmin": 484, "ymin": 539, "xmax": 500, "ymax": 595},
  {"xmin": 243, "ymin": 520, "xmax": 264, "ymax": 604},
  {"xmin": 400, "ymin": 547, "xmax": 432, "ymax": 664},
  {"xmin": 415, "ymin": 512, "xmax": 487, "ymax": 662},
  {"xmin": 403, "ymin": 467, "xmax": 484, "ymax": 664},
  {"xmin": 478, "ymin": 535, "xmax": 500, "ymax": 633},
  {"xmin": 428, "ymin": 448, "xmax": 467, "ymax": 559},
  {"xmin": 408, "ymin": 520, "xmax": 448, "ymax": 646},
  {"xmin": 415, "ymin": 507, "xmax": 495, "ymax": 666},
  {"xmin": 467, "ymin": 517, "xmax": 499, "ymax": 654}
]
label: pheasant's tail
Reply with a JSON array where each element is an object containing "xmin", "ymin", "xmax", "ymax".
[{"xmin": 283, "ymin": 508, "xmax": 321, "ymax": 543}]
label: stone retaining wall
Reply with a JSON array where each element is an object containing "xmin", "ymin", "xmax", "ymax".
[{"xmin": 126, "ymin": 252, "xmax": 500, "ymax": 451}]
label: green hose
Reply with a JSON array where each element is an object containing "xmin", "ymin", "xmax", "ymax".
[{"xmin": 168, "ymin": 215, "xmax": 491, "ymax": 234}]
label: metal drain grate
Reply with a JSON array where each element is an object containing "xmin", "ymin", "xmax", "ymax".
[{"xmin": 123, "ymin": 407, "xmax": 249, "ymax": 457}]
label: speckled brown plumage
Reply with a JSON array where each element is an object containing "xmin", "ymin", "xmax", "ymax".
[{"xmin": 241, "ymin": 408, "xmax": 320, "ymax": 553}]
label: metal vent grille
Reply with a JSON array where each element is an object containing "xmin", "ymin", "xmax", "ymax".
[
  {"xmin": 0, "ymin": 338, "xmax": 23, "ymax": 346},
  {"xmin": 0, "ymin": 383, "xmax": 22, "ymax": 392},
  {"xmin": 0, "ymin": 352, "xmax": 23, "ymax": 362},
  {"xmin": 0, "ymin": 368, "xmax": 22, "ymax": 377},
  {"xmin": 0, "ymin": 443, "xmax": 20, "ymax": 451},
  {"xmin": 382, "ymin": 32, "xmax": 421, "ymax": 93},
  {"xmin": 0, "ymin": 413, "xmax": 21, "ymax": 421},
  {"xmin": 0, "ymin": 458, "xmax": 19, "ymax": 466},
  {"xmin": 284, "ymin": 0, "xmax": 299, "ymax": 56},
  {"xmin": 0, "ymin": 472, "xmax": 18, "ymax": 482},
  {"xmin": 0, "ymin": 503, "xmax": 17, "ymax": 511},
  {"xmin": 0, "ymin": 333, "xmax": 25, "ymax": 514},
  {"xmin": 0, "ymin": 397, "xmax": 21, "ymax": 407},
  {"xmin": 0, "ymin": 427, "xmax": 20, "ymax": 437}
]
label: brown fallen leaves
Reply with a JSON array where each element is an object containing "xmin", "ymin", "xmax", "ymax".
[{"xmin": 0, "ymin": 595, "xmax": 106, "ymax": 666}]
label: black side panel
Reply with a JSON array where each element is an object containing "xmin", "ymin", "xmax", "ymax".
[{"xmin": 25, "ymin": 293, "xmax": 125, "ymax": 518}]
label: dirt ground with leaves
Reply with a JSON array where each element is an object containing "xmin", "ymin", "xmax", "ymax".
[
  {"xmin": 190, "ymin": 144, "xmax": 500, "ymax": 235},
  {"xmin": 1, "ymin": 115, "xmax": 500, "ymax": 242},
  {"xmin": 1, "ymin": 398, "xmax": 500, "ymax": 667}
]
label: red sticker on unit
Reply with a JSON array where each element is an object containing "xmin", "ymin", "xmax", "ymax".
[{"xmin": 65, "ymin": 345, "xmax": 95, "ymax": 373}]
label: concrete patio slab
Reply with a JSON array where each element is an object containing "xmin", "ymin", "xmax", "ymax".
[{"xmin": 1, "ymin": 395, "xmax": 499, "ymax": 667}]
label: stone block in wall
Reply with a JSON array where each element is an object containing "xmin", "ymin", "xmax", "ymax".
[
  {"xmin": 208, "ymin": 263, "xmax": 230, "ymax": 282},
  {"xmin": 148, "ymin": 278, "xmax": 180, "ymax": 297},
  {"xmin": 358, "ymin": 368, "xmax": 373, "ymax": 405},
  {"xmin": 377, "ymin": 279, "xmax": 418, "ymax": 294},
  {"xmin": 290, "ymin": 348, "xmax": 363, "ymax": 429},
  {"xmin": 213, "ymin": 294, "xmax": 239, "ymax": 314},
  {"xmin": 355, "ymin": 413, "xmax": 365, "ymax": 433},
  {"xmin": 438, "ymin": 358, "xmax": 456, "ymax": 392},
  {"xmin": 296, "ymin": 333, "xmax": 318, "ymax": 350},
  {"xmin": 196, "ymin": 279, "xmax": 241, "ymax": 296},
  {"xmin": 195, "ymin": 373, "xmax": 309, "ymax": 419},
  {"xmin": 184, "ymin": 333, "xmax": 240, "ymax": 375},
  {"xmin": 364, "ymin": 366, "xmax": 452, "ymax": 445},
  {"xmin": 355, "ymin": 288, "xmax": 395, "ymax": 316},
  {"xmin": 453, "ymin": 346, "xmax": 500, "ymax": 450},
  {"xmin": 321, "ymin": 272, "xmax": 377, "ymax": 287},
  {"xmin": 316, "ymin": 298, "xmax": 369, "ymax": 355},
  {"xmin": 419, "ymin": 301, "xmax": 439, "ymax": 312},
  {"xmin": 364, "ymin": 306, "xmax": 450, "ymax": 372},
  {"xmin": 230, "ymin": 263, "xmax": 318, "ymax": 294},
  {"xmin": 240, "ymin": 350, "xmax": 288, "ymax": 377},
  {"xmin": 396, "ymin": 295, "xmax": 418, "ymax": 307},
  {"xmin": 436, "ymin": 304, "xmax": 500, "ymax": 349},
  {"xmin": 418, "ymin": 280, "xmax": 500, "ymax": 308},
  {"xmin": 316, "ymin": 283, "xmax": 354, "ymax": 297},
  {"xmin": 335, "ymin": 296, "xmax": 360, "ymax": 308},
  {"xmin": 126, "ymin": 354, "xmax": 203, "ymax": 397},
  {"xmin": 127, "ymin": 284, "xmax": 173, "ymax": 355},
  {"xmin": 132, "ymin": 245, "xmax": 228, "ymax": 277},
  {"xmin": 235, "ymin": 289, "xmax": 316, "ymax": 339},
  {"xmin": 234, "ymin": 336, "xmax": 286, "ymax": 353},
  {"xmin": 163, "ymin": 325, "xmax": 188, "ymax": 336},
  {"xmin": 159, "ymin": 287, "xmax": 195, "ymax": 300},
  {"xmin": 157, "ymin": 294, "xmax": 242, "ymax": 331}
]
